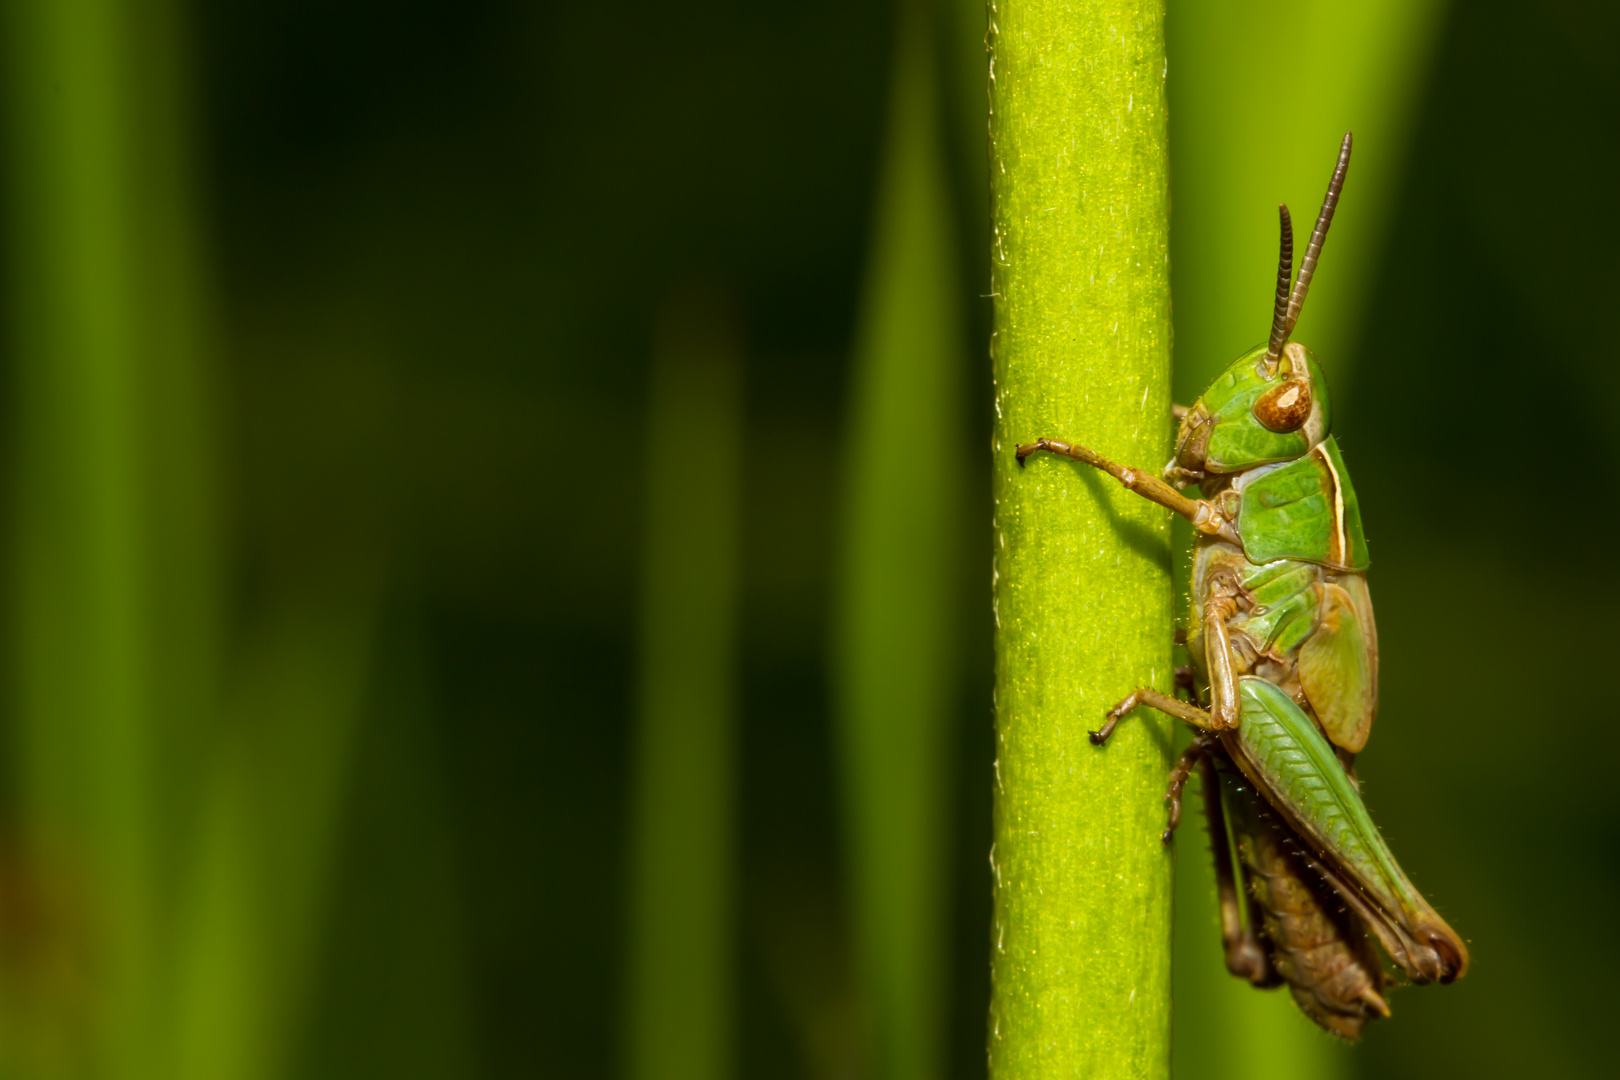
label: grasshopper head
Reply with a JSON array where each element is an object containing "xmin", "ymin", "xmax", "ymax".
[
  {"xmin": 1169, "ymin": 133, "xmax": 1352, "ymax": 480},
  {"xmin": 1171, "ymin": 342, "xmax": 1331, "ymax": 475}
]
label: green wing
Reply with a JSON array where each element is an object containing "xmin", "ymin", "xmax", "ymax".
[
  {"xmin": 1298, "ymin": 578, "xmax": 1378, "ymax": 753},
  {"xmin": 1226, "ymin": 677, "xmax": 1466, "ymax": 984}
]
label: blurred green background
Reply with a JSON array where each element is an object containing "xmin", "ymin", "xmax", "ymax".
[{"xmin": 0, "ymin": 0, "xmax": 1612, "ymax": 1077}]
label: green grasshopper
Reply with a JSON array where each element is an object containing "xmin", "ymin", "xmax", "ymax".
[{"xmin": 1016, "ymin": 133, "xmax": 1468, "ymax": 1035}]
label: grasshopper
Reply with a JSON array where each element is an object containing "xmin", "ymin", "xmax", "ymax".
[{"xmin": 1016, "ymin": 133, "xmax": 1468, "ymax": 1035}]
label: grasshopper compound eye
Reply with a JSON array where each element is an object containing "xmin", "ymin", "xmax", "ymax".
[{"xmin": 1252, "ymin": 378, "xmax": 1313, "ymax": 432}]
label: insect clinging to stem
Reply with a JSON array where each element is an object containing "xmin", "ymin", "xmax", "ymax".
[{"xmin": 1015, "ymin": 132, "xmax": 1468, "ymax": 1038}]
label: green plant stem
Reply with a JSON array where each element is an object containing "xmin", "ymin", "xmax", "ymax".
[
  {"xmin": 626, "ymin": 286, "xmax": 744, "ymax": 1080},
  {"xmin": 833, "ymin": 1, "xmax": 967, "ymax": 1077},
  {"xmin": 987, "ymin": 2, "xmax": 1174, "ymax": 1077}
]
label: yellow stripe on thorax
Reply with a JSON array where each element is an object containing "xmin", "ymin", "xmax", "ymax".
[{"xmin": 1313, "ymin": 443, "xmax": 1347, "ymax": 566}]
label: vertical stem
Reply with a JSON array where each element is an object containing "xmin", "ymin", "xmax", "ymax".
[
  {"xmin": 987, "ymin": 3, "xmax": 1173, "ymax": 1078},
  {"xmin": 626, "ymin": 286, "xmax": 744, "ymax": 1080},
  {"xmin": 833, "ymin": 0, "xmax": 967, "ymax": 1077}
]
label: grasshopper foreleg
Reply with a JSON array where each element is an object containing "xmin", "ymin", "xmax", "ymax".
[
  {"xmin": 1015, "ymin": 437, "xmax": 1238, "ymax": 541},
  {"xmin": 1201, "ymin": 572, "xmax": 1244, "ymax": 729}
]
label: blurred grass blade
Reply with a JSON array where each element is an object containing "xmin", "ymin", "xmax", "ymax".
[
  {"xmin": 173, "ymin": 592, "xmax": 378, "ymax": 1080},
  {"xmin": 1, "ymin": 0, "xmax": 219, "ymax": 1073},
  {"xmin": 626, "ymin": 285, "xmax": 744, "ymax": 1080},
  {"xmin": 1166, "ymin": 3, "xmax": 1448, "ymax": 1078},
  {"xmin": 833, "ymin": 2, "xmax": 967, "ymax": 1076}
]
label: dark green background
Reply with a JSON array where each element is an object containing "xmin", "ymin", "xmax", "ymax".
[{"xmin": 3, "ymin": 1, "xmax": 1613, "ymax": 1077}]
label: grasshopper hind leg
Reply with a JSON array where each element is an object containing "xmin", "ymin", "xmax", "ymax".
[{"xmin": 1201, "ymin": 754, "xmax": 1279, "ymax": 987}]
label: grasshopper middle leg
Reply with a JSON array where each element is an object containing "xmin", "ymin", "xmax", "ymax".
[
  {"xmin": 1200, "ymin": 571, "xmax": 1244, "ymax": 729},
  {"xmin": 1092, "ymin": 608, "xmax": 1243, "ymax": 745},
  {"xmin": 1162, "ymin": 735, "xmax": 1213, "ymax": 844},
  {"xmin": 1173, "ymin": 664, "xmax": 1197, "ymax": 700},
  {"xmin": 1089, "ymin": 686, "xmax": 1221, "ymax": 745}
]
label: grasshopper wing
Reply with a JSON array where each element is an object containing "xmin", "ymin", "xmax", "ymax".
[
  {"xmin": 1221, "ymin": 677, "xmax": 1468, "ymax": 985},
  {"xmin": 1298, "ymin": 577, "xmax": 1378, "ymax": 753}
]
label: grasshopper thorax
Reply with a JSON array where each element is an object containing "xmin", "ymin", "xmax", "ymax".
[{"xmin": 1170, "ymin": 341, "xmax": 1331, "ymax": 479}]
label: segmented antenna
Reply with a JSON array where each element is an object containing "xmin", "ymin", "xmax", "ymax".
[
  {"xmin": 1264, "ymin": 204, "xmax": 1295, "ymax": 367},
  {"xmin": 1281, "ymin": 131, "xmax": 1353, "ymax": 342}
]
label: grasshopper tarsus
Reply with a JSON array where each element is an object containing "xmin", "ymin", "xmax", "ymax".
[
  {"xmin": 1015, "ymin": 437, "xmax": 1068, "ymax": 467},
  {"xmin": 1091, "ymin": 690, "xmax": 1133, "ymax": 745}
]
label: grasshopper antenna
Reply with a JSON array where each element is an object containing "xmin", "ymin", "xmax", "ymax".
[
  {"xmin": 1281, "ymin": 131, "xmax": 1352, "ymax": 343},
  {"xmin": 1263, "ymin": 203, "xmax": 1295, "ymax": 371}
]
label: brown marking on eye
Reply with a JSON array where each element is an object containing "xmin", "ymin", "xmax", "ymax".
[{"xmin": 1253, "ymin": 378, "xmax": 1313, "ymax": 433}]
